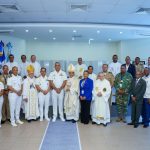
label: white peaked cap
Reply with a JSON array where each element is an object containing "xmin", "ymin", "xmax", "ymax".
[{"xmin": 68, "ymin": 64, "xmax": 75, "ymax": 72}]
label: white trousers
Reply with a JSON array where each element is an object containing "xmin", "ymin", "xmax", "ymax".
[
  {"xmin": 38, "ymin": 92, "xmax": 50, "ymax": 119},
  {"xmin": 0, "ymin": 97, "xmax": 4, "ymax": 123},
  {"xmin": 52, "ymin": 90, "xmax": 64, "ymax": 119},
  {"xmin": 9, "ymin": 93, "xmax": 22, "ymax": 124}
]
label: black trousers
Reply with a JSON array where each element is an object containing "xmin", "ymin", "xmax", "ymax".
[
  {"xmin": 80, "ymin": 100, "xmax": 91, "ymax": 124},
  {"xmin": 131, "ymin": 102, "xmax": 142, "ymax": 125}
]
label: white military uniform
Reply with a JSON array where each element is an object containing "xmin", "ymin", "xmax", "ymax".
[
  {"xmin": 36, "ymin": 75, "xmax": 50, "ymax": 121},
  {"xmin": 88, "ymin": 73, "xmax": 97, "ymax": 119},
  {"xmin": 108, "ymin": 62, "xmax": 121, "ymax": 77},
  {"xmin": 5, "ymin": 61, "xmax": 20, "ymax": 74},
  {"xmin": 7, "ymin": 74, "xmax": 22, "ymax": 125},
  {"xmin": 48, "ymin": 70, "xmax": 67, "ymax": 121},
  {"xmin": 20, "ymin": 61, "xmax": 29, "ymax": 77},
  {"xmin": 0, "ymin": 82, "xmax": 4, "ymax": 127},
  {"xmin": 143, "ymin": 75, "xmax": 150, "ymax": 99},
  {"xmin": 93, "ymin": 79, "xmax": 111, "ymax": 125},
  {"xmin": 75, "ymin": 63, "xmax": 87, "ymax": 78},
  {"xmin": 30, "ymin": 61, "xmax": 41, "ymax": 77}
]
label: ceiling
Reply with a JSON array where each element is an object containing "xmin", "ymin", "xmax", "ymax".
[{"xmin": 0, "ymin": 0, "xmax": 150, "ymax": 42}]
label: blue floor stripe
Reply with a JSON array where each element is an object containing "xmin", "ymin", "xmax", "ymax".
[{"xmin": 40, "ymin": 120, "xmax": 80, "ymax": 150}]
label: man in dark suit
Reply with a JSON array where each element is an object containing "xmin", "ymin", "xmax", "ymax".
[
  {"xmin": 128, "ymin": 71, "xmax": 146, "ymax": 128},
  {"xmin": 122, "ymin": 56, "xmax": 136, "ymax": 78}
]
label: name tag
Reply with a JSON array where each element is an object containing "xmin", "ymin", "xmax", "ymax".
[{"xmin": 81, "ymin": 90, "xmax": 84, "ymax": 94}]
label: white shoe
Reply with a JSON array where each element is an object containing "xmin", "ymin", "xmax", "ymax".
[
  {"xmin": 60, "ymin": 118, "xmax": 65, "ymax": 122},
  {"xmin": 45, "ymin": 118, "xmax": 50, "ymax": 121},
  {"xmin": 52, "ymin": 118, "xmax": 56, "ymax": 122},
  {"xmin": 16, "ymin": 120, "xmax": 24, "ymax": 125},
  {"xmin": 11, "ymin": 123, "xmax": 17, "ymax": 127},
  {"xmin": 40, "ymin": 118, "xmax": 43, "ymax": 121}
]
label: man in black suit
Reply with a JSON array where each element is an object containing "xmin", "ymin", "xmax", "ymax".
[
  {"xmin": 123, "ymin": 56, "xmax": 136, "ymax": 78},
  {"xmin": 128, "ymin": 71, "xmax": 146, "ymax": 128}
]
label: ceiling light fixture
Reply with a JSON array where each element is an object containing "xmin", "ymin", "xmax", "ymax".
[
  {"xmin": 73, "ymin": 30, "xmax": 77, "ymax": 33},
  {"xmin": 97, "ymin": 30, "xmax": 100, "ymax": 34},
  {"xmin": 25, "ymin": 29, "xmax": 29, "ymax": 32},
  {"xmin": 49, "ymin": 29, "xmax": 53, "ymax": 33},
  {"xmin": 34, "ymin": 37, "xmax": 37, "ymax": 40},
  {"xmin": 53, "ymin": 37, "xmax": 56, "ymax": 40}
]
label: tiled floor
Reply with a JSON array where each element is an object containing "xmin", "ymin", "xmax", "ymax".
[
  {"xmin": 78, "ymin": 118, "xmax": 150, "ymax": 150},
  {"xmin": 0, "ymin": 112, "xmax": 150, "ymax": 150},
  {"xmin": 0, "ymin": 120, "xmax": 48, "ymax": 150}
]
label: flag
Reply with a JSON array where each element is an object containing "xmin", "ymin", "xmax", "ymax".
[{"xmin": 0, "ymin": 41, "xmax": 6, "ymax": 63}]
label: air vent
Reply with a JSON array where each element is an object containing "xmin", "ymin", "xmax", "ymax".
[
  {"xmin": 0, "ymin": 4, "xmax": 19, "ymax": 13},
  {"xmin": 70, "ymin": 4, "xmax": 89, "ymax": 12},
  {"xmin": 72, "ymin": 34, "xmax": 82, "ymax": 38},
  {"xmin": 0, "ymin": 29, "xmax": 14, "ymax": 34},
  {"xmin": 135, "ymin": 8, "xmax": 150, "ymax": 14}
]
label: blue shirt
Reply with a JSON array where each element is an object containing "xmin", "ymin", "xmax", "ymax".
[{"xmin": 79, "ymin": 78, "xmax": 93, "ymax": 101}]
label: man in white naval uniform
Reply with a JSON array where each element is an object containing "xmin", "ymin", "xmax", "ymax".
[
  {"xmin": 20, "ymin": 55, "xmax": 29, "ymax": 78},
  {"xmin": 49, "ymin": 62, "xmax": 67, "ymax": 122},
  {"xmin": 75, "ymin": 57, "xmax": 87, "ymax": 79},
  {"xmin": 5, "ymin": 54, "xmax": 20, "ymax": 75},
  {"xmin": 30, "ymin": 55, "xmax": 41, "ymax": 78},
  {"xmin": 7, "ymin": 66, "xmax": 23, "ymax": 127},
  {"xmin": 36, "ymin": 67, "xmax": 51, "ymax": 121},
  {"xmin": 87, "ymin": 66, "xmax": 97, "ymax": 121}
]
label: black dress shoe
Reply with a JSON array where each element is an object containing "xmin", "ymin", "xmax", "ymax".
[
  {"xmin": 92, "ymin": 121, "xmax": 96, "ymax": 125},
  {"xmin": 134, "ymin": 124, "xmax": 139, "ymax": 128},
  {"xmin": 128, "ymin": 122, "xmax": 134, "ymax": 125},
  {"xmin": 27, "ymin": 120, "xmax": 31, "ymax": 123},
  {"xmin": 103, "ymin": 123, "xmax": 107, "ymax": 127},
  {"xmin": 1, "ymin": 120, "xmax": 6, "ymax": 124},
  {"xmin": 72, "ymin": 120, "xmax": 76, "ymax": 123},
  {"xmin": 7, "ymin": 119, "xmax": 10, "ymax": 122},
  {"xmin": 143, "ymin": 125, "xmax": 149, "ymax": 128}
]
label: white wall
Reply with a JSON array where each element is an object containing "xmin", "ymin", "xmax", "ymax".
[
  {"xmin": 120, "ymin": 38, "xmax": 150, "ymax": 62},
  {"xmin": 26, "ymin": 41, "xmax": 119, "ymax": 62},
  {"xmin": 0, "ymin": 35, "xmax": 150, "ymax": 64}
]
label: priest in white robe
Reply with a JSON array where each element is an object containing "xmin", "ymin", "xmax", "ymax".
[
  {"xmin": 92, "ymin": 72, "xmax": 111, "ymax": 126},
  {"xmin": 64, "ymin": 64, "xmax": 79, "ymax": 123},
  {"xmin": 23, "ymin": 65, "xmax": 39, "ymax": 122}
]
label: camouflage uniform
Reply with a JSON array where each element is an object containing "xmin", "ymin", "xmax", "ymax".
[
  {"xmin": 0, "ymin": 74, "xmax": 11, "ymax": 121},
  {"xmin": 114, "ymin": 72, "xmax": 132, "ymax": 120},
  {"xmin": 103, "ymin": 71, "xmax": 115, "ymax": 108},
  {"xmin": 135, "ymin": 63, "xmax": 144, "ymax": 73}
]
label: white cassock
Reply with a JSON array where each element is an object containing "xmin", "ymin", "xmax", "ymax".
[
  {"xmin": 64, "ymin": 76, "xmax": 79, "ymax": 121},
  {"xmin": 30, "ymin": 61, "xmax": 41, "ymax": 77},
  {"xmin": 48, "ymin": 70, "xmax": 67, "ymax": 119},
  {"xmin": 75, "ymin": 64, "xmax": 87, "ymax": 78},
  {"xmin": 108, "ymin": 62, "xmax": 121, "ymax": 77},
  {"xmin": 0, "ymin": 82, "xmax": 4, "ymax": 125},
  {"xmin": 20, "ymin": 61, "xmax": 29, "ymax": 77},
  {"xmin": 5, "ymin": 61, "xmax": 20, "ymax": 74},
  {"xmin": 36, "ymin": 75, "xmax": 50, "ymax": 120},
  {"xmin": 7, "ymin": 75, "xmax": 22, "ymax": 124},
  {"xmin": 23, "ymin": 76, "xmax": 39, "ymax": 120},
  {"xmin": 88, "ymin": 73, "xmax": 97, "ymax": 118},
  {"xmin": 93, "ymin": 79, "xmax": 111, "ymax": 125}
]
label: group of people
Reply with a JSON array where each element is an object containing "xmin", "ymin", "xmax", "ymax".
[{"xmin": 0, "ymin": 54, "xmax": 149, "ymax": 129}]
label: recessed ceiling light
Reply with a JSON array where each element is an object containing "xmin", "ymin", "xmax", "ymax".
[
  {"xmin": 53, "ymin": 37, "xmax": 56, "ymax": 40},
  {"xmin": 34, "ymin": 37, "xmax": 37, "ymax": 40},
  {"xmin": 25, "ymin": 29, "xmax": 29, "ymax": 32},
  {"xmin": 49, "ymin": 29, "xmax": 53, "ymax": 33},
  {"xmin": 108, "ymin": 38, "xmax": 112, "ymax": 41},
  {"xmin": 73, "ymin": 30, "xmax": 77, "ymax": 33},
  {"xmin": 120, "ymin": 31, "xmax": 123, "ymax": 34},
  {"xmin": 97, "ymin": 30, "xmax": 100, "ymax": 34}
]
